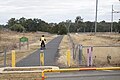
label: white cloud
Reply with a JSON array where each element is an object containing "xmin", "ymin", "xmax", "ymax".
[{"xmin": 0, "ymin": 0, "xmax": 120, "ymax": 24}]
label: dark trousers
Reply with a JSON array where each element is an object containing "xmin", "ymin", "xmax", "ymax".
[{"xmin": 41, "ymin": 41, "xmax": 45, "ymax": 47}]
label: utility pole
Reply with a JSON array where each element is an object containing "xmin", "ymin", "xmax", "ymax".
[
  {"xmin": 95, "ymin": 0, "xmax": 98, "ymax": 33},
  {"xmin": 111, "ymin": 5, "xmax": 120, "ymax": 33},
  {"xmin": 111, "ymin": 5, "xmax": 113, "ymax": 32}
]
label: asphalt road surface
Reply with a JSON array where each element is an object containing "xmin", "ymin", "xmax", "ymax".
[
  {"xmin": 16, "ymin": 35, "xmax": 63, "ymax": 67},
  {"xmin": 45, "ymin": 70, "xmax": 120, "ymax": 80}
]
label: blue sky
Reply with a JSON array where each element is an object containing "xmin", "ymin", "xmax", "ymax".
[{"xmin": 0, "ymin": 0, "xmax": 120, "ymax": 24}]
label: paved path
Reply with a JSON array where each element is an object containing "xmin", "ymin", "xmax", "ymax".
[{"xmin": 16, "ymin": 35, "xmax": 63, "ymax": 67}]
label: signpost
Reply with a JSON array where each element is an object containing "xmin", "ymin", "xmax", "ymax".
[
  {"xmin": 19, "ymin": 37, "xmax": 29, "ymax": 50},
  {"xmin": 20, "ymin": 37, "xmax": 28, "ymax": 42}
]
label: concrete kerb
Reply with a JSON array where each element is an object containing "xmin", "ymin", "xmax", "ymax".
[{"xmin": 0, "ymin": 66, "xmax": 59, "ymax": 73}]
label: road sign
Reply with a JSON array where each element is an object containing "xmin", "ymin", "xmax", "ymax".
[
  {"xmin": 19, "ymin": 36, "xmax": 29, "ymax": 50},
  {"xmin": 20, "ymin": 37, "xmax": 28, "ymax": 42}
]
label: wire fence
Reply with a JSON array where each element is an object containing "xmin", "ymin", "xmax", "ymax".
[
  {"xmin": 73, "ymin": 44, "xmax": 120, "ymax": 67},
  {"xmin": 68, "ymin": 34, "xmax": 120, "ymax": 67}
]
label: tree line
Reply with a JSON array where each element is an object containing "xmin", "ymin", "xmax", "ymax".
[{"xmin": 0, "ymin": 17, "xmax": 120, "ymax": 34}]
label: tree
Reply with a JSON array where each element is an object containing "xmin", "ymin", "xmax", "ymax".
[
  {"xmin": 58, "ymin": 23, "xmax": 67, "ymax": 34},
  {"xmin": 7, "ymin": 18, "xmax": 17, "ymax": 28},
  {"xmin": 18, "ymin": 17, "xmax": 26, "ymax": 27},
  {"xmin": 24, "ymin": 19, "xmax": 36, "ymax": 32},
  {"xmin": 69, "ymin": 23, "xmax": 76, "ymax": 32},
  {"xmin": 75, "ymin": 21, "xmax": 85, "ymax": 32},
  {"xmin": 5, "ymin": 17, "xmax": 120, "ymax": 34},
  {"xmin": 10, "ymin": 24, "xmax": 25, "ymax": 32},
  {"xmin": 117, "ymin": 20, "xmax": 120, "ymax": 33},
  {"xmin": 0, "ymin": 25, "xmax": 4, "ymax": 30},
  {"xmin": 49, "ymin": 24, "xmax": 59, "ymax": 34},
  {"xmin": 75, "ymin": 16, "xmax": 86, "ymax": 32},
  {"xmin": 113, "ymin": 22, "xmax": 118, "ymax": 32},
  {"xmin": 75, "ymin": 16, "xmax": 83, "ymax": 23},
  {"xmin": 97, "ymin": 21, "xmax": 110, "ymax": 32},
  {"xmin": 40, "ymin": 21, "xmax": 49, "ymax": 32},
  {"xmin": 85, "ymin": 21, "xmax": 94, "ymax": 32}
]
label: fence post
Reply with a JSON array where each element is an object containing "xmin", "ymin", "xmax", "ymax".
[
  {"xmin": 73, "ymin": 43, "xmax": 75, "ymax": 59},
  {"xmin": 67, "ymin": 49, "xmax": 70, "ymax": 67},
  {"xmin": 12, "ymin": 50, "xmax": 16, "ymax": 67},
  {"xmin": 79, "ymin": 45, "xmax": 82, "ymax": 65},
  {"xmin": 4, "ymin": 48, "xmax": 7, "ymax": 67},
  {"xmin": 90, "ymin": 47, "xmax": 93, "ymax": 66},
  {"xmin": 87, "ymin": 47, "xmax": 93, "ymax": 66},
  {"xmin": 40, "ymin": 50, "xmax": 44, "ymax": 66}
]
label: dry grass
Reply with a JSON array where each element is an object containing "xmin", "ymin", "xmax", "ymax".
[
  {"xmin": 70, "ymin": 33, "xmax": 120, "ymax": 67},
  {"xmin": 57, "ymin": 35, "xmax": 69, "ymax": 67},
  {"xmin": 0, "ymin": 30, "xmax": 55, "ymax": 52},
  {"xmin": 0, "ymin": 73, "xmax": 42, "ymax": 80},
  {"xmin": 0, "ymin": 30, "xmax": 56, "ymax": 66}
]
